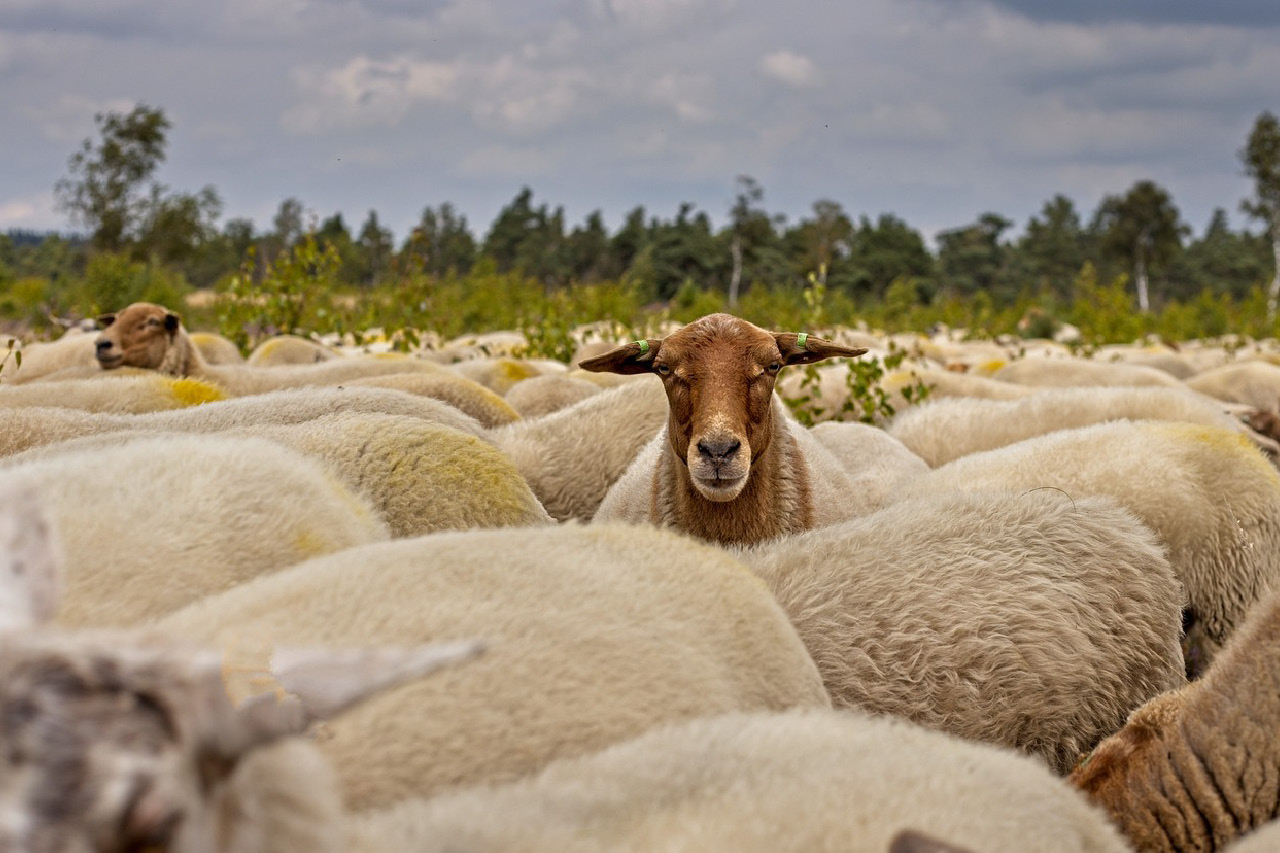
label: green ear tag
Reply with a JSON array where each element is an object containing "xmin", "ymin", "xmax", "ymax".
[
  {"xmin": 635, "ymin": 339, "xmax": 650, "ymax": 354},
  {"xmin": 797, "ymin": 332, "xmax": 808, "ymax": 350}
]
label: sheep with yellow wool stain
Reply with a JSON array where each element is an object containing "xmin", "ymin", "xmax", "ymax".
[
  {"xmin": 345, "ymin": 371, "xmax": 521, "ymax": 427},
  {"xmin": 448, "ymin": 356, "xmax": 560, "ymax": 395},
  {"xmin": 247, "ymin": 333, "xmax": 338, "ymax": 365},
  {"xmin": 0, "ymin": 385, "xmax": 488, "ymax": 458},
  {"xmin": 0, "ymin": 373, "xmax": 226, "ymax": 413},
  {"xmin": 893, "ymin": 420, "xmax": 1280, "ymax": 676},
  {"xmin": 189, "ymin": 330, "xmax": 245, "ymax": 364},
  {"xmin": 3, "ymin": 433, "xmax": 389, "ymax": 628},
  {"xmin": 153, "ymin": 522, "xmax": 830, "ymax": 811},
  {"xmin": 6, "ymin": 413, "xmax": 550, "ymax": 538}
]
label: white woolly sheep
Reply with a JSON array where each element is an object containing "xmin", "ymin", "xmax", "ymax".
[
  {"xmin": 189, "ymin": 330, "xmax": 245, "ymax": 364},
  {"xmin": 808, "ymin": 420, "xmax": 929, "ymax": 515},
  {"xmin": 344, "ymin": 371, "xmax": 522, "ymax": 427},
  {"xmin": 348, "ymin": 708, "xmax": 1129, "ymax": 853},
  {"xmin": 1186, "ymin": 360, "xmax": 1280, "ymax": 411},
  {"xmin": 0, "ymin": 373, "xmax": 226, "ymax": 413},
  {"xmin": 3, "ymin": 328, "xmax": 98, "ymax": 384},
  {"xmin": 6, "ymin": 413, "xmax": 550, "ymax": 538},
  {"xmin": 876, "ymin": 366, "xmax": 1037, "ymax": 419},
  {"xmin": 1070, "ymin": 585, "xmax": 1280, "ymax": 852},
  {"xmin": 1093, "ymin": 344, "xmax": 1197, "ymax": 379},
  {"xmin": 4, "ymin": 433, "xmax": 389, "ymax": 628},
  {"xmin": 447, "ymin": 355, "xmax": 561, "ymax": 394},
  {"xmin": 0, "ymin": 479, "xmax": 60, "ymax": 630},
  {"xmin": 994, "ymin": 357, "xmax": 1185, "ymax": 388},
  {"xmin": 583, "ymin": 313, "xmax": 868, "ymax": 545},
  {"xmin": 0, "ymin": 384, "xmax": 488, "ymax": 458},
  {"xmin": 503, "ymin": 372, "xmax": 603, "ymax": 418},
  {"xmin": 247, "ymin": 333, "xmax": 338, "ymax": 365},
  {"xmin": 154, "ymin": 522, "xmax": 831, "ymax": 811},
  {"xmin": 93, "ymin": 302, "xmax": 452, "ymax": 395},
  {"xmin": 888, "ymin": 385, "xmax": 1280, "ymax": 468},
  {"xmin": 490, "ymin": 377, "xmax": 671, "ymax": 521},
  {"xmin": 893, "ymin": 420, "xmax": 1280, "ymax": 676},
  {"xmin": 737, "ymin": 489, "xmax": 1186, "ymax": 773},
  {"xmin": 1224, "ymin": 820, "xmax": 1280, "ymax": 853}
]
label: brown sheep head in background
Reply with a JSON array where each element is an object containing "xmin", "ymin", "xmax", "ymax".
[{"xmin": 95, "ymin": 302, "xmax": 183, "ymax": 372}]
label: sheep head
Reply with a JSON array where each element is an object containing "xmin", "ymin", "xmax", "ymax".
[
  {"xmin": 95, "ymin": 302, "xmax": 183, "ymax": 371},
  {"xmin": 580, "ymin": 313, "xmax": 865, "ymax": 502}
]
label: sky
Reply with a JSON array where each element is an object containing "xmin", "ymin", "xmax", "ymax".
[{"xmin": 2, "ymin": 0, "xmax": 1278, "ymax": 248}]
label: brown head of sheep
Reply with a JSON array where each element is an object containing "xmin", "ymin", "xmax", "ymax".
[
  {"xmin": 96, "ymin": 302, "xmax": 195, "ymax": 375},
  {"xmin": 579, "ymin": 313, "xmax": 865, "ymax": 504},
  {"xmin": 0, "ymin": 479, "xmax": 484, "ymax": 853}
]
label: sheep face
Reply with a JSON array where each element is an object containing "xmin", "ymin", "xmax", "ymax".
[
  {"xmin": 1067, "ymin": 690, "xmax": 1185, "ymax": 804},
  {"xmin": 580, "ymin": 313, "xmax": 865, "ymax": 502},
  {"xmin": 95, "ymin": 302, "xmax": 181, "ymax": 370}
]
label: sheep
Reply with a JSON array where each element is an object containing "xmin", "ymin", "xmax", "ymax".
[
  {"xmin": 893, "ymin": 420, "xmax": 1280, "ymax": 676},
  {"xmin": 93, "ymin": 302, "xmax": 452, "ymax": 395},
  {"xmin": 0, "ymin": 384, "xmax": 489, "ymax": 457},
  {"xmin": 247, "ymin": 333, "xmax": 338, "ymax": 365},
  {"xmin": 0, "ymin": 372, "xmax": 226, "ymax": 413},
  {"xmin": 153, "ymin": 522, "xmax": 832, "ymax": 811},
  {"xmin": 347, "ymin": 708, "xmax": 1129, "ymax": 853},
  {"xmin": 2, "ymin": 328, "xmax": 98, "ymax": 384},
  {"xmin": 808, "ymin": 420, "xmax": 929, "ymax": 515},
  {"xmin": 0, "ymin": 480, "xmax": 60, "ymax": 630},
  {"xmin": 447, "ymin": 355, "xmax": 561, "ymax": 394},
  {"xmin": 0, "ymin": 509, "xmax": 484, "ymax": 853},
  {"xmin": 4, "ymin": 433, "xmax": 389, "ymax": 628},
  {"xmin": 189, "ymin": 330, "xmax": 245, "ymax": 364},
  {"xmin": 1225, "ymin": 820, "xmax": 1280, "ymax": 853},
  {"xmin": 582, "ymin": 313, "xmax": 868, "ymax": 545},
  {"xmin": 1093, "ymin": 344, "xmax": 1197, "ymax": 380},
  {"xmin": 888, "ymin": 386, "xmax": 1280, "ymax": 468},
  {"xmin": 345, "ymin": 371, "xmax": 522, "ymax": 427},
  {"xmin": 994, "ymin": 357, "xmax": 1186, "ymax": 388},
  {"xmin": 736, "ymin": 489, "xmax": 1186, "ymax": 773},
  {"xmin": 1186, "ymin": 360, "xmax": 1280, "ymax": 411},
  {"xmin": 490, "ymin": 377, "xmax": 670, "ymax": 521},
  {"xmin": 504, "ymin": 372, "xmax": 603, "ymax": 418},
  {"xmin": 1069, "ymin": 585, "xmax": 1280, "ymax": 852},
  {"xmin": 6, "ymin": 413, "xmax": 551, "ymax": 538},
  {"xmin": 873, "ymin": 365, "xmax": 1037, "ymax": 421}
]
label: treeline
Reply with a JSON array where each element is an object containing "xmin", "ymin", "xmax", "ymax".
[{"xmin": 2, "ymin": 104, "xmax": 1279, "ymax": 344}]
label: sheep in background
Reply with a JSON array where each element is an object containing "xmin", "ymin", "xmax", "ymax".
[
  {"xmin": 0, "ymin": 480, "xmax": 60, "ymax": 630},
  {"xmin": 737, "ymin": 489, "xmax": 1186, "ymax": 773},
  {"xmin": 1, "ymin": 328, "xmax": 98, "ymax": 384},
  {"xmin": 348, "ymin": 708, "xmax": 1128, "ymax": 853},
  {"xmin": 6, "ymin": 414, "xmax": 550, "ymax": 538},
  {"xmin": 994, "ymin": 357, "xmax": 1185, "ymax": 388},
  {"xmin": 584, "ymin": 314, "xmax": 867, "ymax": 545},
  {"xmin": 154, "ymin": 522, "xmax": 831, "ymax": 811},
  {"xmin": 1093, "ymin": 344, "xmax": 1196, "ymax": 379},
  {"xmin": 1225, "ymin": 821, "xmax": 1280, "ymax": 853},
  {"xmin": 1186, "ymin": 360, "xmax": 1280, "ymax": 411},
  {"xmin": 247, "ymin": 333, "xmax": 338, "ymax": 365},
  {"xmin": 877, "ymin": 366, "xmax": 1036, "ymax": 419},
  {"xmin": 889, "ymin": 386, "xmax": 1280, "ymax": 468},
  {"xmin": 190, "ymin": 330, "xmax": 245, "ymax": 364},
  {"xmin": 345, "ymin": 371, "xmax": 522, "ymax": 427},
  {"xmin": 4, "ymin": 434, "xmax": 389, "ymax": 627},
  {"xmin": 490, "ymin": 377, "xmax": 670, "ymax": 521},
  {"xmin": 1070, "ymin": 585, "xmax": 1280, "ymax": 852},
  {"xmin": 504, "ymin": 372, "xmax": 603, "ymax": 418},
  {"xmin": 0, "ymin": 384, "xmax": 489, "ymax": 457},
  {"xmin": 809, "ymin": 420, "xmax": 929, "ymax": 515},
  {"xmin": 447, "ymin": 356, "xmax": 560, "ymax": 394},
  {"xmin": 0, "ymin": 373, "xmax": 225, "ymax": 413},
  {"xmin": 894, "ymin": 420, "xmax": 1280, "ymax": 676}
]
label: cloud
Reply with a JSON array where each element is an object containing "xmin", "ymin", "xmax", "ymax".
[
  {"xmin": 760, "ymin": 50, "xmax": 819, "ymax": 88},
  {"xmin": 283, "ymin": 55, "xmax": 460, "ymax": 132},
  {"xmin": 975, "ymin": 0, "xmax": 1280, "ymax": 27},
  {"xmin": 0, "ymin": 191, "xmax": 59, "ymax": 230},
  {"xmin": 22, "ymin": 94, "xmax": 140, "ymax": 144}
]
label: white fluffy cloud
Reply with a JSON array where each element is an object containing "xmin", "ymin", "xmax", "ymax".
[{"xmin": 760, "ymin": 50, "xmax": 819, "ymax": 88}]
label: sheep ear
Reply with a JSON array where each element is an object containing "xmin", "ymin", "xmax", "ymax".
[
  {"xmin": 578, "ymin": 339, "xmax": 662, "ymax": 375},
  {"xmin": 97, "ymin": 312, "xmax": 117, "ymax": 328},
  {"xmin": 0, "ymin": 480, "xmax": 62, "ymax": 631},
  {"xmin": 775, "ymin": 333, "xmax": 867, "ymax": 367},
  {"xmin": 164, "ymin": 312, "xmax": 181, "ymax": 333},
  {"xmin": 196, "ymin": 640, "xmax": 487, "ymax": 760},
  {"xmin": 888, "ymin": 828, "xmax": 976, "ymax": 853}
]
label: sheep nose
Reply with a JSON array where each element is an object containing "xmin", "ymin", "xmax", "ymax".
[
  {"xmin": 95, "ymin": 340, "xmax": 113, "ymax": 353},
  {"xmin": 697, "ymin": 438, "xmax": 741, "ymax": 460}
]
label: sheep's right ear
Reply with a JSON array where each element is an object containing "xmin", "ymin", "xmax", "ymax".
[
  {"xmin": 0, "ymin": 480, "xmax": 62, "ymax": 631},
  {"xmin": 577, "ymin": 339, "xmax": 662, "ymax": 375},
  {"xmin": 97, "ymin": 313, "xmax": 117, "ymax": 328},
  {"xmin": 888, "ymin": 829, "xmax": 976, "ymax": 853}
]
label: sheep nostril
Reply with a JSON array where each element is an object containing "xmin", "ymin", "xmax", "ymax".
[
  {"xmin": 96, "ymin": 340, "xmax": 113, "ymax": 353},
  {"xmin": 697, "ymin": 439, "xmax": 741, "ymax": 460}
]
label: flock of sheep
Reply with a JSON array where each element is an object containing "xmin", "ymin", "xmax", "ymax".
[{"xmin": 3, "ymin": 301, "xmax": 1280, "ymax": 851}]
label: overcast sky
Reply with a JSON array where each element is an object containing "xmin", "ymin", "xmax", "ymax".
[{"xmin": 2, "ymin": 0, "xmax": 1278, "ymax": 247}]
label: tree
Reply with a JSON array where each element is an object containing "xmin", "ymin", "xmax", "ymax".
[
  {"xmin": 1016, "ymin": 195, "xmax": 1088, "ymax": 300},
  {"xmin": 1241, "ymin": 111, "xmax": 1280, "ymax": 319},
  {"xmin": 843, "ymin": 213, "xmax": 935, "ymax": 300},
  {"xmin": 784, "ymin": 200, "xmax": 854, "ymax": 285},
  {"xmin": 727, "ymin": 176, "xmax": 779, "ymax": 306},
  {"xmin": 357, "ymin": 210, "xmax": 393, "ymax": 286},
  {"xmin": 55, "ymin": 104, "xmax": 170, "ymax": 253},
  {"xmin": 1093, "ymin": 180, "xmax": 1187, "ymax": 312},
  {"xmin": 936, "ymin": 213, "xmax": 1013, "ymax": 302},
  {"xmin": 401, "ymin": 203, "xmax": 477, "ymax": 277}
]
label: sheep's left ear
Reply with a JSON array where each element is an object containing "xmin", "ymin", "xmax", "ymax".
[
  {"xmin": 97, "ymin": 313, "xmax": 117, "ymax": 328},
  {"xmin": 164, "ymin": 312, "xmax": 181, "ymax": 334},
  {"xmin": 775, "ymin": 333, "xmax": 867, "ymax": 366},
  {"xmin": 578, "ymin": 339, "xmax": 662, "ymax": 375}
]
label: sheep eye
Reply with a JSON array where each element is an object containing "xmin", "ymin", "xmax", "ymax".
[
  {"xmin": 655, "ymin": 363, "xmax": 671, "ymax": 376},
  {"xmin": 766, "ymin": 362, "xmax": 782, "ymax": 373}
]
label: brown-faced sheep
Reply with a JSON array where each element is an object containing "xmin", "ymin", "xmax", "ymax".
[
  {"xmin": 1070, "ymin": 586, "xmax": 1280, "ymax": 852},
  {"xmin": 737, "ymin": 489, "xmax": 1186, "ymax": 773},
  {"xmin": 348, "ymin": 709, "xmax": 1128, "ymax": 853},
  {"xmin": 154, "ymin": 523, "xmax": 831, "ymax": 811},
  {"xmin": 893, "ymin": 420, "xmax": 1280, "ymax": 676},
  {"xmin": 583, "ymin": 314, "xmax": 867, "ymax": 545}
]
